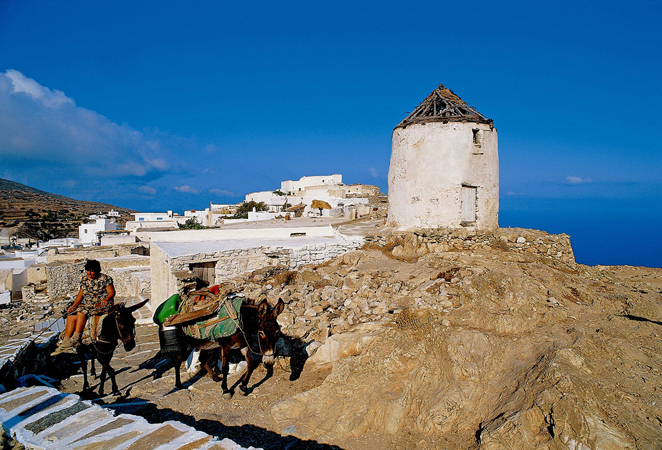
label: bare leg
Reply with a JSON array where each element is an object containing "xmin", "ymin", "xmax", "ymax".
[
  {"xmin": 64, "ymin": 314, "xmax": 77, "ymax": 338},
  {"xmin": 74, "ymin": 312, "xmax": 87, "ymax": 334}
]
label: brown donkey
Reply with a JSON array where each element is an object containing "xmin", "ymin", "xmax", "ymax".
[{"xmin": 164, "ymin": 299, "xmax": 284, "ymax": 398}]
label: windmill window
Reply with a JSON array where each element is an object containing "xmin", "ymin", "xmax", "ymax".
[
  {"xmin": 472, "ymin": 129, "xmax": 482, "ymax": 146},
  {"xmin": 472, "ymin": 129, "xmax": 483, "ymax": 154}
]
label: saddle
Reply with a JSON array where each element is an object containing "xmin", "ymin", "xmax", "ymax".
[
  {"xmin": 161, "ymin": 284, "xmax": 245, "ymax": 340},
  {"xmin": 81, "ymin": 314, "xmax": 110, "ymax": 345},
  {"xmin": 163, "ymin": 283, "xmax": 236, "ymax": 327},
  {"xmin": 183, "ymin": 294, "xmax": 245, "ymax": 340}
]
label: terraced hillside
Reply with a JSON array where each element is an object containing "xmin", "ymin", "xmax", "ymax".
[{"xmin": 0, "ymin": 178, "xmax": 135, "ymax": 241}]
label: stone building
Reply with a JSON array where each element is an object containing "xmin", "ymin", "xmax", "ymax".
[{"xmin": 388, "ymin": 84, "xmax": 498, "ymax": 230}]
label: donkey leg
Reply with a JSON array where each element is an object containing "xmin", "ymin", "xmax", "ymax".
[
  {"xmin": 174, "ymin": 357, "xmax": 183, "ymax": 389},
  {"xmin": 98, "ymin": 355, "xmax": 119, "ymax": 396},
  {"xmin": 90, "ymin": 358, "xmax": 97, "ymax": 379},
  {"xmin": 220, "ymin": 346, "xmax": 232, "ymax": 399},
  {"xmin": 238, "ymin": 347, "xmax": 258, "ymax": 396},
  {"xmin": 98, "ymin": 365, "xmax": 107, "ymax": 396},
  {"xmin": 80, "ymin": 350, "xmax": 90, "ymax": 392},
  {"xmin": 200, "ymin": 350, "xmax": 221, "ymax": 382}
]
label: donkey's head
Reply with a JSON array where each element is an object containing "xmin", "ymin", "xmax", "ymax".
[
  {"xmin": 113, "ymin": 299, "xmax": 149, "ymax": 352},
  {"xmin": 256, "ymin": 299, "xmax": 285, "ymax": 367}
]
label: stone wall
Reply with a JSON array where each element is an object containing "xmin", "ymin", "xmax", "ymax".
[
  {"xmin": 151, "ymin": 239, "xmax": 363, "ymax": 309},
  {"xmin": 46, "ymin": 261, "xmax": 85, "ymax": 300},
  {"xmin": 46, "ymin": 244, "xmax": 149, "ymax": 263},
  {"xmin": 111, "ymin": 267, "xmax": 151, "ymax": 297},
  {"xmin": 41, "ymin": 256, "xmax": 150, "ymax": 300},
  {"xmin": 365, "ymin": 227, "xmax": 575, "ymax": 264},
  {"xmin": 26, "ymin": 264, "xmax": 47, "ymax": 284}
]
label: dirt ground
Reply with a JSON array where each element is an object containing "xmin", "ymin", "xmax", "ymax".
[{"xmin": 56, "ymin": 323, "xmax": 341, "ymax": 450}]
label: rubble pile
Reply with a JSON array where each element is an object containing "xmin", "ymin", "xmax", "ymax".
[{"xmin": 224, "ymin": 229, "xmax": 576, "ymax": 346}]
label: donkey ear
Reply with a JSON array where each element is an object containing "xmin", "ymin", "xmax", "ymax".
[
  {"xmin": 126, "ymin": 299, "xmax": 149, "ymax": 313},
  {"xmin": 257, "ymin": 300, "xmax": 269, "ymax": 317},
  {"xmin": 274, "ymin": 299, "xmax": 285, "ymax": 316}
]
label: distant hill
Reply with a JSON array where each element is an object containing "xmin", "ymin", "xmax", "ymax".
[{"xmin": 0, "ymin": 178, "xmax": 136, "ymax": 241}]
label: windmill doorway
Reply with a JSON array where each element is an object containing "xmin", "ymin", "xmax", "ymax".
[{"xmin": 461, "ymin": 186, "xmax": 477, "ymax": 225}]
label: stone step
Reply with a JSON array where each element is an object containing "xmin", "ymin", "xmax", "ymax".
[{"xmin": 0, "ymin": 386, "xmax": 261, "ymax": 450}]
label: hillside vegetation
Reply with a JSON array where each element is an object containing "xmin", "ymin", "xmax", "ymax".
[{"xmin": 0, "ymin": 178, "xmax": 135, "ymax": 241}]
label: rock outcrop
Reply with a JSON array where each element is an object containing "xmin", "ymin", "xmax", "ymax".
[{"xmin": 216, "ymin": 229, "xmax": 661, "ymax": 449}]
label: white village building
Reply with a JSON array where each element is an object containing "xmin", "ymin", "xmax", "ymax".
[
  {"xmin": 388, "ymin": 84, "xmax": 499, "ymax": 230},
  {"xmin": 245, "ymin": 175, "xmax": 378, "ymax": 218},
  {"xmin": 126, "ymin": 211, "xmax": 182, "ymax": 232},
  {"xmin": 78, "ymin": 212, "xmax": 121, "ymax": 245}
]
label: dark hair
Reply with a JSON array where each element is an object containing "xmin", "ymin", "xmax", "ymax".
[{"xmin": 84, "ymin": 260, "xmax": 101, "ymax": 272}]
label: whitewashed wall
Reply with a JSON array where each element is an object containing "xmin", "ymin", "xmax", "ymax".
[{"xmin": 388, "ymin": 121, "xmax": 498, "ymax": 230}]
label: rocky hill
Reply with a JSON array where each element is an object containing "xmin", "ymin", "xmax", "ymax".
[
  {"xmin": 0, "ymin": 178, "xmax": 135, "ymax": 241},
  {"xmin": 65, "ymin": 226, "xmax": 658, "ymax": 450}
]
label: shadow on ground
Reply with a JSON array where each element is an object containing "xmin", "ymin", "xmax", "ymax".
[{"xmin": 99, "ymin": 399, "xmax": 343, "ymax": 450}]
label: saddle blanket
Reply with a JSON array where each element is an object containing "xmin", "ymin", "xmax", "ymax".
[
  {"xmin": 183, "ymin": 295, "xmax": 245, "ymax": 340},
  {"xmin": 81, "ymin": 314, "xmax": 110, "ymax": 345}
]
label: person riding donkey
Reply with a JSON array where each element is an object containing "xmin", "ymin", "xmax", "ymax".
[{"xmin": 52, "ymin": 259, "xmax": 116, "ymax": 356}]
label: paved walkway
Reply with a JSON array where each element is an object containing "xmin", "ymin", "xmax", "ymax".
[{"xmin": 0, "ymin": 386, "xmax": 260, "ymax": 450}]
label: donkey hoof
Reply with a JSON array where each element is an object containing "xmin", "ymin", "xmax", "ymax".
[
  {"xmin": 239, "ymin": 385, "xmax": 250, "ymax": 396},
  {"xmin": 222, "ymin": 391, "xmax": 232, "ymax": 400}
]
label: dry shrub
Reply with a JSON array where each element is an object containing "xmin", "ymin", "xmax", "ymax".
[
  {"xmin": 394, "ymin": 308, "xmax": 433, "ymax": 340},
  {"xmin": 268, "ymin": 270, "xmax": 297, "ymax": 286},
  {"xmin": 432, "ymin": 267, "xmax": 460, "ymax": 282},
  {"xmin": 312, "ymin": 280, "xmax": 333, "ymax": 290},
  {"xmin": 426, "ymin": 280, "xmax": 443, "ymax": 295},
  {"xmin": 490, "ymin": 239, "xmax": 510, "ymax": 251},
  {"xmin": 361, "ymin": 240, "xmax": 419, "ymax": 263}
]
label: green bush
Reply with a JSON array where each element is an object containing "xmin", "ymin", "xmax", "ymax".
[
  {"xmin": 234, "ymin": 201, "xmax": 268, "ymax": 219},
  {"xmin": 179, "ymin": 217, "xmax": 203, "ymax": 229}
]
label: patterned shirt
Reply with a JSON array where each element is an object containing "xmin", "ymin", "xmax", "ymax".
[{"xmin": 79, "ymin": 273, "xmax": 114, "ymax": 307}]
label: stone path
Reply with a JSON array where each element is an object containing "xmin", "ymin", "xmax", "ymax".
[
  {"xmin": 0, "ymin": 295, "xmax": 153, "ymax": 375},
  {"xmin": 0, "ymin": 386, "xmax": 261, "ymax": 450}
]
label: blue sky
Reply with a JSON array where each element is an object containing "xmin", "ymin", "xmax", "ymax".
[{"xmin": 1, "ymin": 1, "xmax": 660, "ymax": 266}]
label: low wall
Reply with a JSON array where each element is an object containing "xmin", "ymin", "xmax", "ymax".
[
  {"xmin": 46, "ymin": 244, "xmax": 149, "ymax": 263},
  {"xmin": 137, "ymin": 225, "xmax": 336, "ymax": 243},
  {"xmin": 364, "ymin": 227, "xmax": 575, "ymax": 264}
]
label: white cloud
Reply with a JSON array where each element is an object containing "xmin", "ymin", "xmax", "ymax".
[
  {"xmin": 566, "ymin": 176, "xmax": 592, "ymax": 185},
  {"xmin": 5, "ymin": 69, "xmax": 74, "ymax": 108},
  {"xmin": 138, "ymin": 186, "xmax": 156, "ymax": 195},
  {"xmin": 174, "ymin": 185, "xmax": 200, "ymax": 194},
  {"xmin": 0, "ymin": 70, "xmax": 174, "ymax": 189},
  {"xmin": 368, "ymin": 167, "xmax": 378, "ymax": 178}
]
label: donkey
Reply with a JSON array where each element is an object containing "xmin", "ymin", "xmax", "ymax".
[
  {"xmin": 165, "ymin": 299, "xmax": 284, "ymax": 398},
  {"xmin": 79, "ymin": 299, "xmax": 149, "ymax": 396}
]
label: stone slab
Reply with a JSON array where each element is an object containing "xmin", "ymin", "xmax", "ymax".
[{"xmin": 0, "ymin": 387, "xmax": 262, "ymax": 450}]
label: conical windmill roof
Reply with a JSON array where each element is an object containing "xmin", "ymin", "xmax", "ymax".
[{"xmin": 395, "ymin": 84, "xmax": 493, "ymax": 129}]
